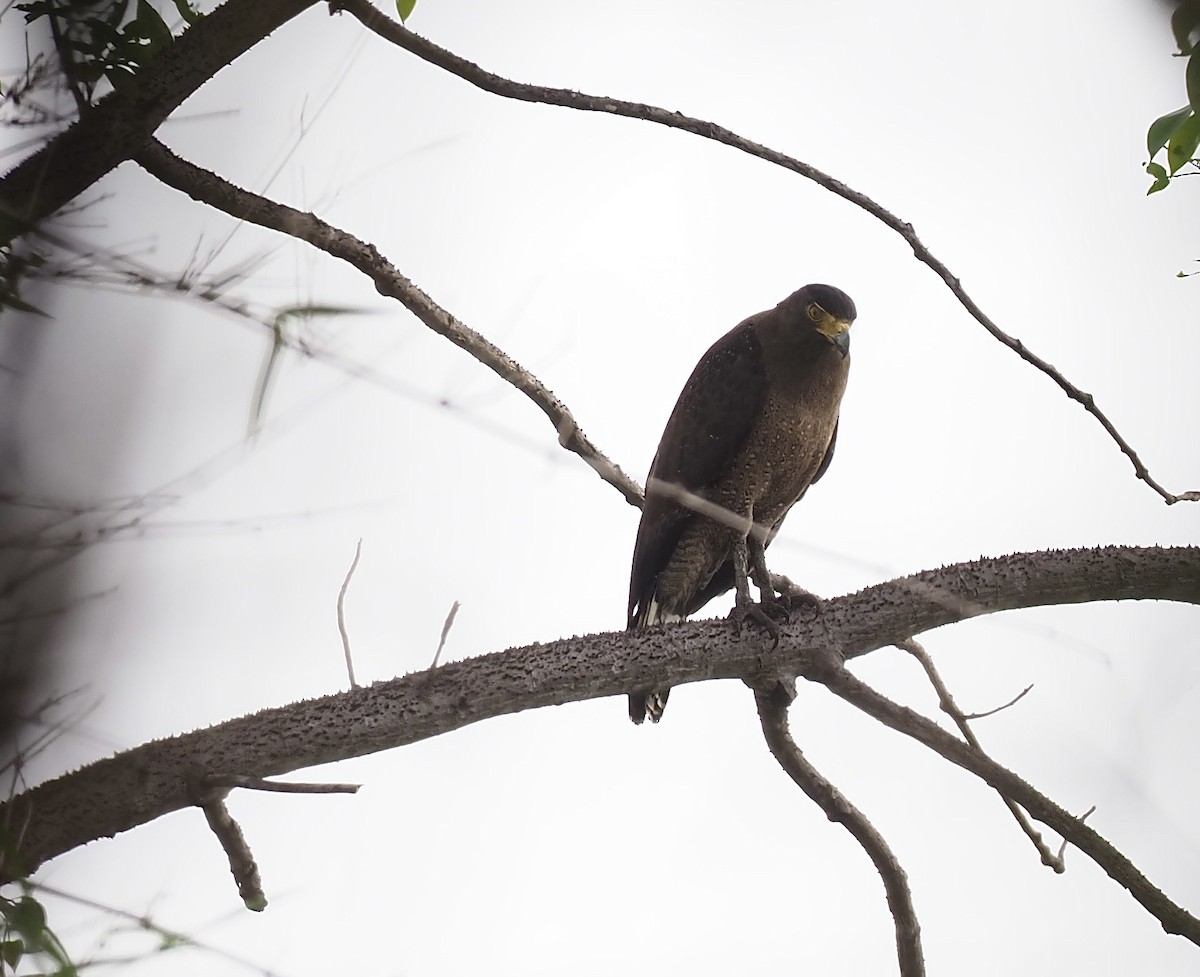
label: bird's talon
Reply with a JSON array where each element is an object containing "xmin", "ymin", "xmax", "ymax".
[
  {"xmin": 729, "ymin": 599, "xmax": 781, "ymax": 648},
  {"xmin": 758, "ymin": 595, "xmax": 792, "ymax": 624}
]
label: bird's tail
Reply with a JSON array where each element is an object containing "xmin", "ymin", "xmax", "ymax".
[
  {"xmin": 627, "ymin": 596, "xmax": 680, "ymax": 724},
  {"xmin": 628, "ymin": 689, "xmax": 670, "ymax": 724}
]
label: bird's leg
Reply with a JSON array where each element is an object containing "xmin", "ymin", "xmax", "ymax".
[
  {"xmin": 749, "ymin": 535, "xmax": 775, "ymax": 599},
  {"xmin": 728, "ymin": 533, "xmax": 780, "ymax": 644},
  {"xmin": 747, "ymin": 534, "xmax": 791, "ymax": 624}
]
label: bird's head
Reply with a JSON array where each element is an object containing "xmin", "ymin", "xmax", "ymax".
[{"xmin": 794, "ymin": 283, "xmax": 856, "ymax": 355}]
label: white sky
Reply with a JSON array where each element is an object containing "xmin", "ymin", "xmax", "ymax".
[{"xmin": 7, "ymin": 0, "xmax": 1200, "ymax": 974}]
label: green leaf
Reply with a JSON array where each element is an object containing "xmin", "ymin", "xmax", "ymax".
[
  {"xmin": 1167, "ymin": 112, "xmax": 1200, "ymax": 173},
  {"xmin": 1147, "ymin": 106, "xmax": 1192, "ymax": 157},
  {"xmin": 1146, "ymin": 161, "xmax": 1171, "ymax": 194},
  {"xmin": 16, "ymin": 1, "xmax": 51, "ymax": 23},
  {"xmin": 104, "ymin": 0, "xmax": 131, "ymax": 28},
  {"xmin": 133, "ymin": 0, "xmax": 174, "ymax": 53},
  {"xmin": 105, "ymin": 65, "xmax": 138, "ymax": 91},
  {"xmin": 1173, "ymin": 1, "xmax": 1200, "ymax": 54},
  {"xmin": 396, "ymin": 0, "xmax": 416, "ymax": 22},
  {"xmin": 273, "ymin": 304, "xmax": 370, "ymax": 324},
  {"xmin": 0, "ymin": 291, "xmax": 50, "ymax": 316},
  {"xmin": 1189, "ymin": 50, "xmax": 1200, "ymax": 115},
  {"xmin": 85, "ymin": 18, "xmax": 126, "ymax": 45},
  {"xmin": 170, "ymin": 0, "xmax": 202, "ymax": 24},
  {"xmin": 8, "ymin": 896, "xmax": 46, "ymax": 936},
  {"xmin": 1, "ymin": 939, "xmax": 24, "ymax": 968}
]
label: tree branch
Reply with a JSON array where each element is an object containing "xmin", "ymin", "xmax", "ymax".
[
  {"xmin": 133, "ymin": 138, "xmax": 644, "ymax": 507},
  {"xmin": 2, "ymin": 546, "xmax": 1195, "ymax": 885},
  {"xmin": 192, "ymin": 782, "xmax": 267, "ymax": 912},
  {"xmin": 0, "ymin": 0, "xmax": 320, "ymax": 243},
  {"xmin": 897, "ymin": 637, "xmax": 1063, "ymax": 871},
  {"xmin": 754, "ymin": 687, "xmax": 924, "ymax": 977},
  {"xmin": 810, "ymin": 662, "xmax": 1200, "ymax": 943},
  {"xmin": 334, "ymin": 0, "xmax": 1199, "ymax": 506}
]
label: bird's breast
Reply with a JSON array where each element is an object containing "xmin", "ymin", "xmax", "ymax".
[{"xmin": 709, "ymin": 352, "xmax": 848, "ymax": 528}]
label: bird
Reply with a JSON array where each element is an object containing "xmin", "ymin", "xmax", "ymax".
[{"xmin": 626, "ymin": 283, "xmax": 857, "ymax": 724}]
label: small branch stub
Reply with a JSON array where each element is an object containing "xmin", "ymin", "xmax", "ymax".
[
  {"xmin": 431, "ymin": 600, "xmax": 461, "ymax": 668},
  {"xmin": 338, "ymin": 538, "xmax": 363, "ymax": 689},
  {"xmin": 190, "ymin": 779, "xmax": 267, "ymax": 912}
]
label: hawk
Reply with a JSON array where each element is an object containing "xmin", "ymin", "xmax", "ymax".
[{"xmin": 626, "ymin": 283, "xmax": 856, "ymax": 723}]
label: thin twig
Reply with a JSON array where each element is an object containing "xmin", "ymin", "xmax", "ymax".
[
  {"xmin": 431, "ymin": 600, "xmax": 460, "ymax": 668},
  {"xmin": 965, "ymin": 684, "xmax": 1034, "ymax": 721},
  {"xmin": 897, "ymin": 638, "xmax": 1064, "ymax": 871},
  {"xmin": 133, "ymin": 139, "xmax": 643, "ymax": 509},
  {"xmin": 1057, "ymin": 806, "xmax": 1096, "ymax": 862},
  {"xmin": 808, "ymin": 661, "xmax": 1200, "ymax": 942},
  {"xmin": 33, "ymin": 882, "xmax": 300, "ymax": 977},
  {"xmin": 336, "ymin": 0, "xmax": 1199, "ymax": 507},
  {"xmin": 754, "ymin": 686, "xmax": 925, "ymax": 977},
  {"xmin": 199, "ymin": 774, "xmax": 360, "ymax": 794},
  {"xmin": 337, "ymin": 538, "xmax": 363, "ymax": 689}
]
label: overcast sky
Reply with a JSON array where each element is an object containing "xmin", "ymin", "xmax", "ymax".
[{"xmin": 8, "ymin": 0, "xmax": 1200, "ymax": 974}]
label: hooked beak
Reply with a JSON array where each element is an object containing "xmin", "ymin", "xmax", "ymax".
[{"xmin": 817, "ymin": 316, "xmax": 853, "ymax": 356}]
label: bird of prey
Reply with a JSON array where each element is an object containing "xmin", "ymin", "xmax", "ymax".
[{"xmin": 626, "ymin": 283, "xmax": 857, "ymax": 724}]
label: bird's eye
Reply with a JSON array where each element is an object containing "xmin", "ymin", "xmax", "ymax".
[{"xmin": 806, "ymin": 303, "xmax": 824, "ymax": 322}]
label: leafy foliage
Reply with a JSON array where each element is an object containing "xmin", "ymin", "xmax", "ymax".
[
  {"xmin": 0, "ymin": 892, "xmax": 75, "ymax": 976},
  {"xmin": 1146, "ymin": 1, "xmax": 1200, "ymax": 193},
  {"xmin": 13, "ymin": 0, "xmax": 201, "ymax": 103}
]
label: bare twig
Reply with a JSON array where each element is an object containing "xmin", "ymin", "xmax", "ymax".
[
  {"xmin": 809, "ymin": 662, "xmax": 1200, "ymax": 942},
  {"xmin": 133, "ymin": 139, "xmax": 644, "ymax": 509},
  {"xmin": 754, "ymin": 686, "xmax": 924, "ymax": 977},
  {"xmin": 1057, "ymin": 806, "xmax": 1096, "ymax": 862},
  {"xmin": 198, "ymin": 774, "xmax": 360, "ymax": 794},
  {"xmin": 191, "ymin": 783, "xmax": 266, "ymax": 912},
  {"xmin": 335, "ymin": 0, "xmax": 1198, "ymax": 507},
  {"xmin": 965, "ymin": 684, "xmax": 1034, "ymax": 721},
  {"xmin": 188, "ymin": 772, "xmax": 359, "ymax": 911},
  {"xmin": 34, "ymin": 882, "xmax": 299, "ymax": 977},
  {"xmin": 897, "ymin": 638, "xmax": 1064, "ymax": 871},
  {"xmin": 337, "ymin": 538, "xmax": 363, "ymax": 689},
  {"xmin": 431, "ymin": 600, "xmax": 460, "ymax": 668}
]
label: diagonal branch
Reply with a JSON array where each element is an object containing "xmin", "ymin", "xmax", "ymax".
[
  {"xmin": 897, "ymin": 637, "xmax": 1063, "ymax": 871},
  {"xmin": 334, "ymin": 0, "xmax": 1198, "ymax": 507},
  {"xmin": 810, "ymin": 661, "xmax": 1200, "ymax": 943},
  {"xmin": 755, "ymin": 686, "xmax": 924, "ymax": 977},
  {"xmin": 133, "ymin": 138, "xmax": 644, "ymax": 507}
]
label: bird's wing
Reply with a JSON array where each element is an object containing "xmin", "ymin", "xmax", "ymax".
[{"xmin": 628, "ymin": 321, "xmax": 768, "ymax": 625}]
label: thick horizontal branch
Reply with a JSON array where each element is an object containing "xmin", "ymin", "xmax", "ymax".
[
  {"xmin": 2, "ymin": 545, "xmax": 1195, "ymax": 881},
  {"xmin": 134, "ymin": 139, "xmax": 644, "ymax": 506},
  {"xmin": 0, "ymin": 0, "xmax": 318, "ymax": 242},
  {"xmin": 335, "ymin": 0, "xmax": 1198, "ymax": 506}
]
